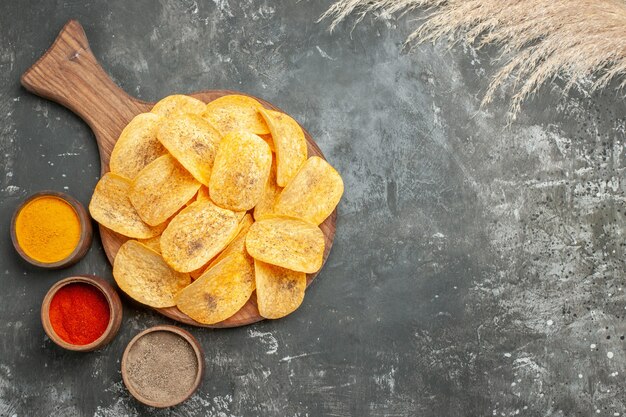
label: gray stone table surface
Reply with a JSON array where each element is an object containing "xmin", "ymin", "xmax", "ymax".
[{"xmin": 0, "ymin": 0, "xmax": 624, "ymax": 416}]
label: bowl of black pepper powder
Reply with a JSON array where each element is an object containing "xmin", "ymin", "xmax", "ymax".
[{"xmin": 121, "ymin": 325, "xmax": 204, "ymax": 407}]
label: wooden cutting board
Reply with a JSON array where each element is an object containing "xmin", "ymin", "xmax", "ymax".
[{"xmin": 21, "ymin": 20, "xmax": 337, "ymax": 328}]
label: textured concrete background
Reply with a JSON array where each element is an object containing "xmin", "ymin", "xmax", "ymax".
[{"xmin": 1, "ymin": 1, "xmax": 625, "ymax": 416}]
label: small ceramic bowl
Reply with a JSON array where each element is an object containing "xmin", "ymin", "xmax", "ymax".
[
  {"xmin": 121, "ymin": 325, "xmax": 204, "ymax": 408},
  {"xmin": 11, "ymin": 191, "xmax": 92, "ymax": 269},
  {"xmin": 41, "ymin": 275, "xmax": 123, "ymax": 352}
]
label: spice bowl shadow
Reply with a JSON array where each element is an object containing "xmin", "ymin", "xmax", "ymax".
[
  {"xmin": 11, "ymin": 191, "xmax": 93, "ymax": 269},
  {"xmin": 121, "ymin": 325, "xmax": 204, "ymax": 408},
  {"xmin": 41, "ymin": 275, "xmax": 123, "ymax": 352}
]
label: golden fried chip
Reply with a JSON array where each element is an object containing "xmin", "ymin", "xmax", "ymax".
[
  {"xmin": 130, "ymin": 154, "xmax": 201, "ymax": 226},
  {"xmin": 189, "ymin": 266, "xmax": 205, "ymax": 281},
  {"xmin": 245, "ymin": 217, "xmax": 325, "ymax": 273},
  {"xmin": 259, "ymin": 133, "xmax": 275, "ymax": 152},
  {"xmin": 197, "ymin": 185, "xmax": 210, "ymax": 202},
  {"xmin": 259, "ymin": 108, "xmax": 307, "ymax": 186},
  {"xmin": 255, "ymin": 260, "xmax": 306, "ymax": 319},
  {"xmin": 209, "ymin": 131, "xmax": 272, "ymax": 211},
  {"xmin": 89, "ymin": 173, "xmax": 164, "ymax": 238},
  {"xmin": 208, "ymin": 213, "xmax": 254, "ymax": 269},
  {"xmin": 150, "ymin": 94, "xmax": 206, "ymax": 118},
  {"xmin": 175, "ymin": 252, "xmax": 255, "ymax": 324},
  {"xmin": 161, "ymin": 200, "xmax": 240, "ymax": 272},
  {"xmin": 189, "ymin": 213, "xmax": 254, "ymax": 279},
  {"xmin": 161, "ymin": 204, "xmax": 188, "ymax": 229},
  {"xmin": 109, "ymin": 113, "xmax": 165, "ymax": 179},
  {"xmin": 113, "ymin": 240, "xmax": 190, "ymax": 308},
  {"xmin": 138, "ymin": 235, "xmax": 161, "ymax": 254},
  {"xmin": 157, "ymin": 114, "xmax": 221, "ymax": 185},
  {"xmin": 274, "ymin": 156, "xmax": 344, "ymax": 225},
  {"xmin": 202, "ymin": 94, "xmax": 269, "ymax": 135},
  {"xmin": 253, "ymin": 158, "xmax": 282, "ymax": 221}
]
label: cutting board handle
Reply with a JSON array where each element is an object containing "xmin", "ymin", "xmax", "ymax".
[{"xmin": 21, "ymin": 20, "xmax": 150, "ymax": 166}]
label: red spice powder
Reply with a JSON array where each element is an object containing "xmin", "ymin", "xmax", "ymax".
[{"xmin": 49, "ymin": 283, "xmax": 110, "ymax": 345}]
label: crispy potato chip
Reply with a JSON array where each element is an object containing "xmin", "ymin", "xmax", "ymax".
[
  {"xmin": 189, "ymin": 266, "xmax": 205, "ymax": 281},
  {"xmin": 89, "ymin": 173, "xmax": 164, "ymax": 238},
  {"xmin": 197, "ymin": 185, "xmax": 210, "ymax": 202},
  {"xmin": 130, "ymin": 154, "xmax": 201, "ymax": 226},
  {"xmin": 246, "ymin": 217, "xmax": 325, "ymax": 273},
  {"xmin": 161, "ymin": 204, "xmax": 188, "ymax": 229},
  {"xmin": 157, "ymin": 114, "xmax": 221, "ymax": 185},
  {"xmin": 139, "ymin": 235, "xmax": 161, "ymax": 254},
  {"xmin": 161, "ymin": 200, "xmax": 240, "ymax": 272},
  {"xmin": 259, "ymin": 108, "xmax": 307, "ymax": 186},
  {"xmin": 113, "ymin": 240, "xmax": 191, "ymax": 308},
  {"xmin": 259, "ymin": 133, "xmax": 275, "ymax": 152},
  {"xmin": 208, "ymin": 213, "xmax": 254, "ymax": 269},
  {"xmin": 151, "ymin": 94, "xmax": 206, "ymax": 118},
  {"xmin": 175, "ymin": 252, "xmax": 255, "ymax": 324},
  {"xmin": 253, "ymin": 159, "xmax": 282, "ymax": 221},
  {"xmin": 189, "ymin": 213, "xmax": 254, "ymax": 279},
  {"xmin": 109, "ymin": 113, "xmax": 165, "ymax": 179},
  {"xmin": 202, "ymin": 94, "xmax": 269, "ymax": 135},
  {"xmin": 255, "ymin": 260, "xmax": 306, "ymax": 319},
  {"xmin": 209, "ymin": 131, "xmax": 272, "ymax": 211},
  {"xmin": 274, "ymin": 156, "xmax": 344, "ymax": 225}
]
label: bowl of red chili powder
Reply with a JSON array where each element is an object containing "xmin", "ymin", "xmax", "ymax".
[{"xmin": 41, "ymin": 275, "xmax": 123, "ymax": 351}]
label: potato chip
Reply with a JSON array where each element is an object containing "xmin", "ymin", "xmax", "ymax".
[
  {"xmin": 189, "ymin": 266, "xmax": 205, "ymax": 281},
  {"xmin": 259, "ymin": 108, "xmax": 307, "ymax": 186},
  {"xmin": 245, "ymin": 217, "xmax": 325, "ymax": 273},
  {"xmin": 208, "ymin": 213, "xmax": 254, "ymax": 269},
  {"xmin": 89, "ymin": 173, "xmax": 164, "ymax": 238},
  {"xmin": 113, "ymin": 240, "xmax": 190, "ymax": 308},
  {"xmin": 161, "ymin": 200, "xmax": 240, "ymax": 272},
  {"xmin": 259, "ymin": 133, "xmax": 275, "ymax": 152},
  {"xmin": 162, "ymin": 204, "xmax": 188, "ymax": 228},
  {"xmin": 151, "ymin": 94, "xmax": 206, "ymax": 118},
  {"xmin": 253, "ymin": 158, "xmax": 282, "ymax": 221},
  {"xmin": 255, "ymin": 260, "xmax": 306, "ymax": 319},
  {"xmin": 209, "ymin": 131, "xmax": 272, "ymax": 211},
  {"xmin": 157, "ymin": 114, "xmax": 221, "ymax": 185},
  {"xmin": 175, "ymin": 252, "xmax": 255, "ymax": 324},
  {"xmin": 202, "ymin": 94, "xmax": 269, "ymax": 135},
  {"xmin": 109, "ymin": 113, "xmax": 165, "ymax": 179},
  {"xmin": 130, "ymin": 154, "xmax": 201, "ymax": 226},
  {"xmin": 189, "ymin": 212, "xmax": 254, "ymax": 279},
  {"xmin": 188, "ymin": 213, "xmax": 254, "ymax": 279},
  {"xmin": 274, "ymin": 156, "xmax": 344, "ymax": 225},
  {"xmin": 139, "ymin": 235, "xmax": 161, "ymax": 254},
  {"xmin": 197, "ymin": 185, "xmax": 210, "ymax": 202}
]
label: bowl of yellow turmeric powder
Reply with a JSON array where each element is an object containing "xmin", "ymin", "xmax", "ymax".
[{"xmin": 11, "ymin": 191, "xmax": 93, "ymax": 269}]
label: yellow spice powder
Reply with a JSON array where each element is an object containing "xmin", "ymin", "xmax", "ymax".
[{"xmin": 15, "ymin": 196, "xmax": 81, "ymax": 263}]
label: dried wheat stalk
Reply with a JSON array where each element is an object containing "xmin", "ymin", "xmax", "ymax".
[{"xmin": 321, "ymin": 0, "xmax": 626, "ymax": 118}]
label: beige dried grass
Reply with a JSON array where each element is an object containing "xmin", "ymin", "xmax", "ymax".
[{"xmin": 321, "ymin": 0, "xmax": 626, "ymax": 118}]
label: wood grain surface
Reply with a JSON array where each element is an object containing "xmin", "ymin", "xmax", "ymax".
[{"xmin": 21, "ymin": 20, "xmax": 337, "ymax": 328}]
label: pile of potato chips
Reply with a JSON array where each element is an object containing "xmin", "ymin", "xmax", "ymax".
[{"xmin": 89, "ymin": 94, "xmax": 343, "ymax": 324}]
